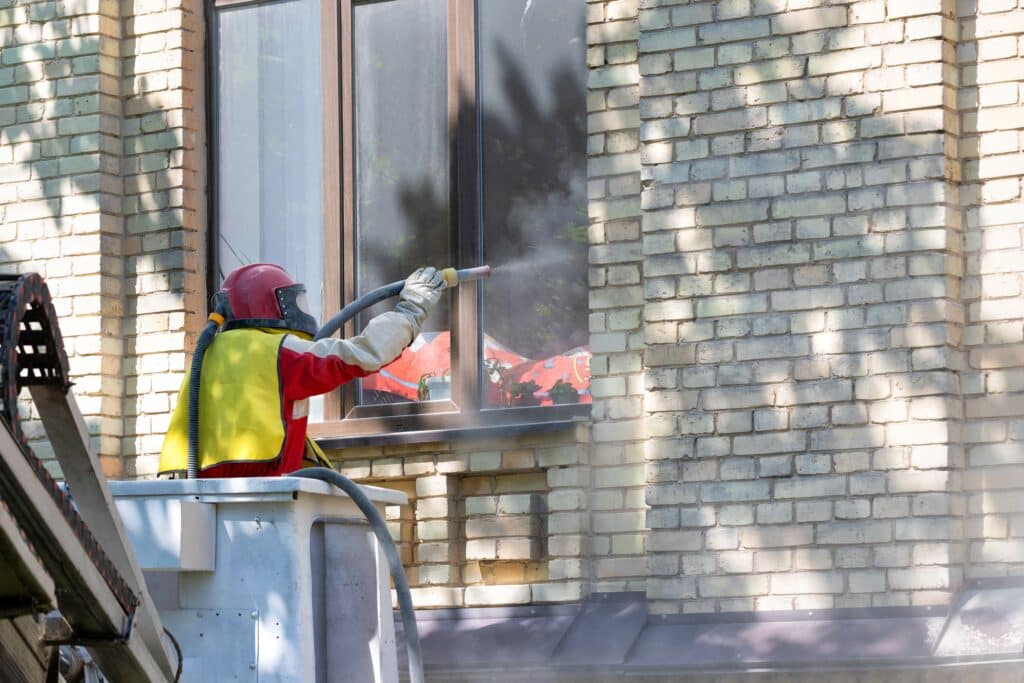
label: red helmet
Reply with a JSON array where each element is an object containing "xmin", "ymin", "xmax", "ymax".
[{"xmin": 215, "ymin": 264, "xmax": 318, "ymax": 337}]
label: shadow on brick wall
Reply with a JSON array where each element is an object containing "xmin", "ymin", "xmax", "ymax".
[
  {"xmin": 956, "ymin": 1, "xmax": 1024, "ymax": 583},
  {"xmin": 0, "ymin": 12, "xmax": 194, "ymax": 478},
  {"xmin": 640, "ymin": 4, "xmax": 967, "ymax": 614}
]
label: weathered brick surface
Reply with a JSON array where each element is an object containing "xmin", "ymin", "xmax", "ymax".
[
  {"xmin": 0, "ymin": 0, "xmax": 205, "ymax": 477},
  {"xmin": 959, "ymin": 0, "xmax": 1024, "ymax": 584},
  {"xmin": 588, "ymin": 0, "xmax": 647, "ymax": 597},
  {"xmin": 0, "ymin": 0, "xmax": 126, "ymax": 474},
  {"xmin": 328, "ymin": 427, "xmax": 589, "ymax": 608},
  {"xmin": 120, "ymin": 0, "xmax": 206, "ymax": 478},
  {"xmin": 634, "ymin": 0, "xmax": 974, "ymax": 614}
]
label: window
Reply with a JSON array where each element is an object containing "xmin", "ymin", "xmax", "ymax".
[
  {"xmin": 211, "ymin": 0, "xmax": 589, "ymax": 438},
  {"xmin": 214, "ymin": 0, "xmax": 324, "ymax": 319}
]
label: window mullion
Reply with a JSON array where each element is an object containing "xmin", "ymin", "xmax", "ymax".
[
  {"xmin": 336, "ymin": 0, "xmax": 359, "ymax": 419},
  {"xmin": 322, "ymin": 0, "xmax": 344, "ymax": 421},
  {"xmin": 452, "ymin": 0, "xmax": 481, "ymax": 413}
]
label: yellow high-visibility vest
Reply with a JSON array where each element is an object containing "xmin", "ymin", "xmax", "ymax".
[{"xmin": 159, "ymin": 328, "xmax": 288, "ymax": 474}]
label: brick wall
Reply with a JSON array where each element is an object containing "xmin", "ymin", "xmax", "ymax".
[
  {"xmin": 328, "ymin": 426, "xmax": 590, "ymax": 608},
  {"xmin": 631, "ymin": 0, "xmax": 968, "ymax": 614},
  {"xmin": 958, "ymin": 0, "xmax": 1024, "ymax": 580},
  {"xmin": 0, "ymin": 0, "xmax": 206, "ymax": 477},
  {"xmin": 584, "ymin": 0, "xmax": 1022, "ymax": 615},
  {"xmin": 0, "ymin": 0, "xmax": 126, "ymax": 475},
  {"xmin": 586, "ymin": 0, "xmax": 650, "ymax": 594},
  {"xmin": 120, "ymin": 0, "xmax": 206, "ymax": 478}
]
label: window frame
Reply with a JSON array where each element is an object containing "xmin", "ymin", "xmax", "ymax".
[{"xmin": 207, "ymin": 0, "xmax": 590, "ymax": 440}]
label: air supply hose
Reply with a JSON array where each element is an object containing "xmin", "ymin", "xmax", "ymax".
[
  {"xmin": 291, "ymin": 467, "xmax": 424, "ymax": 683},
  {"xmin": 315, "ymin": 266, "xmax": 491, "ymax": 341},
  {"xmin": 186, "ymin": 305, "xmax": 227, "ymax": 479},
  {"xmin": 302, "ymin": 264, "xmax": 489, "ymax": 683}
]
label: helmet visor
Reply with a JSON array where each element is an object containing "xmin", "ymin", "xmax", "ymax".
[{"xmin": 275, "ymin": 284, "xmax": 319, "ymax": 337}]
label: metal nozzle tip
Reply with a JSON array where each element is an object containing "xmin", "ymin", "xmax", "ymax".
[{"xmin": 440, "ymin": 265, "xmax": 491, "ymax": 288}]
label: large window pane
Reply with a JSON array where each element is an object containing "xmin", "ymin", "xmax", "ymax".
[
  {"xmin": 216, "ymin": 0, "xmax": 324, "ymax": 322},
  {"xmin": 478, "ymin": 0, "xmax": 590, "ymax": 408},
  {"xmin": 353, "ymin": 0, "xmax": 449, "ymax": 406}
]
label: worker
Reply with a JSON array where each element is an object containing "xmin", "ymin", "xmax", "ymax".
[{"xmin": 158, "ymin": 264, "xmax": 446, "ymax": 478}]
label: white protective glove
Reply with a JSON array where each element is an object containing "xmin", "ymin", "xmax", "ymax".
[
  {"xmin": 395, "ymin": 266, "xmax": 447, "ymax": 330},
  {"xmin": 290, "ymin": 267, "xmax": 450, "ymax": 375}
]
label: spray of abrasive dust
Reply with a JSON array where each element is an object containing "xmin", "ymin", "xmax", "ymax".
[{"xmin": 490, "ymin": 249, "xmax": 570, "ymax": 278}]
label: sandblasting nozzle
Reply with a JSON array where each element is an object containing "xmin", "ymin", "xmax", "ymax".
[{"xmin": 441, "ymin": 265, "xmax": 491, "ymax": 288}]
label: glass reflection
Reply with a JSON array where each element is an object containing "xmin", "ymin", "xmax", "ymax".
[
  {"xmin": 352, "ymin": 0, "xmax": 450, "ymax": 405},
  {"xmin": 478, "ymin": 0, "xmax": 590, "ymax": 408}
]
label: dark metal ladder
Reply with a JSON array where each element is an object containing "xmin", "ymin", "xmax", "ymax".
[{"xmin": 0, "ymin": 273, "xmax": 176, "ymax": 681}]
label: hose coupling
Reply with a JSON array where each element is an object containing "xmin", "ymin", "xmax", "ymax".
[{"xmin": 440, "ymin": 265, "xmax": 492, "ymax": 288}]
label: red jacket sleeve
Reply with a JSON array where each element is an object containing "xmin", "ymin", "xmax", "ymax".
[
  {"xmin": 277, "ymin": 309, "xmax": 422, "ymax": 401},
  {"xmin": 278, "ymin": 336, "xmax": 371, "ymax": 400}
]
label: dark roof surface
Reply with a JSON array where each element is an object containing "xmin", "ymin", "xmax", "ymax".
[{"xmin": 397, "ymin": 579, "xmax": 1024, "ymax": 681}]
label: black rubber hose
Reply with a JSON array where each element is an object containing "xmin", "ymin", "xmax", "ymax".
[
  {"xmin": 187, "ymin": 303, "xmax": 227, "ymax": 479},
  {"xmin": 315, "ymin": 267, "xmax": 490, "ymax": 342},
  {"xmin": 186, "ymin": 320, "xmax": 218, "ymax": 478},
  {"xmin": 314, "ymin": 281, "xmax": 404, "ymax": 341},
  {"xmin": 290, "ymin": 468, "xmax": 424, "ymax": 683}
]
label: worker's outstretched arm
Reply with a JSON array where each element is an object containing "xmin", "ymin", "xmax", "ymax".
[{"xmin": 279, "ymin": 268, "xmax": 447, "ymax": 400}]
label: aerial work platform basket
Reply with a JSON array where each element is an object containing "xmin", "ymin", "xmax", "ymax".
[
  {"xmin": 0, "ymin": 272, "xmax": 408, "ymax": 682},
  {"xmin": 110, "ymin": 476, "xmax": 405, "ymax": 682}
]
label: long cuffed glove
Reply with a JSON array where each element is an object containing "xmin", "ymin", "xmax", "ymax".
[
  {"xmin": 395, "ymin": 266, "xmax": 447, "ymax": 331},
  {"xmin": 278, "ymin": 267, "xmax": 451, "ymax": 392}
]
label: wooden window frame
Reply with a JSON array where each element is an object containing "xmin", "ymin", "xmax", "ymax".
[{"xmin": 208, "ymin": 0, "xmax": 590, "ymax": 441}]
